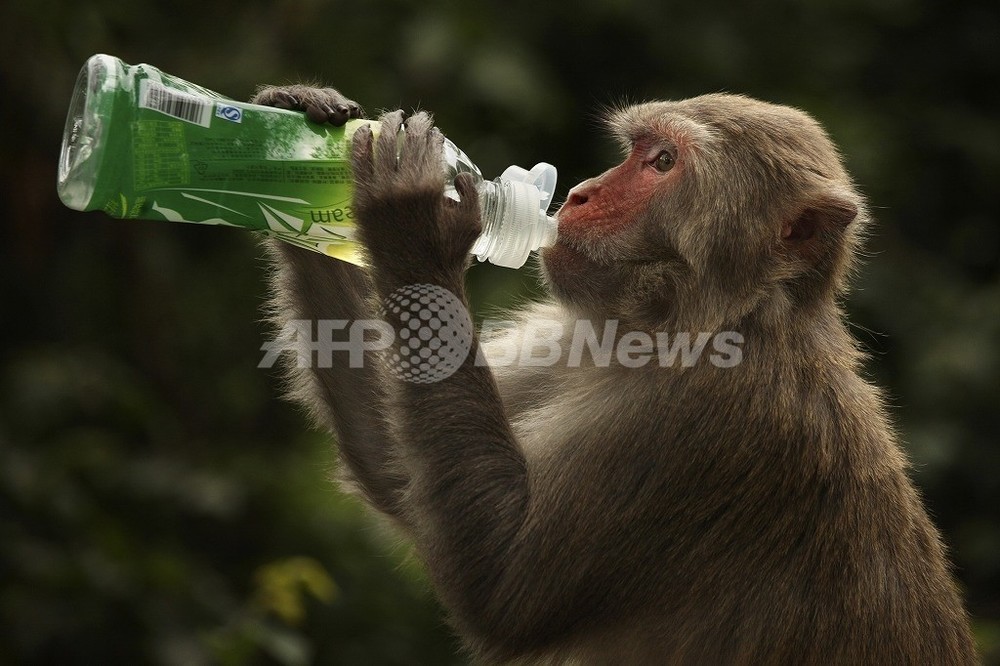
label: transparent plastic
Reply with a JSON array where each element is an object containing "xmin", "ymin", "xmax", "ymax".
[{"xmin": 57, "ymin": 54, "xmax": 558, "ymax": 269}]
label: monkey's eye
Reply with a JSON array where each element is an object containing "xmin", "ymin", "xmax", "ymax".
[{"xmin": 651, "ymin": 150, "xmax": 676, "ymax": 173}]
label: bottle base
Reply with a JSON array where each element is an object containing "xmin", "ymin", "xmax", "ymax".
[{"xmin": 57, "ymin": 54, "xmax": 120, "ymax": 211}]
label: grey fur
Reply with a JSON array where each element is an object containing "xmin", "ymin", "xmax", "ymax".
[{"xmin": 254, "ymin": 88, "xmax": 977, "ymax": 664}]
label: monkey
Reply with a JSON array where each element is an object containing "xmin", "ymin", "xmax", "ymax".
[{"xmin": 252, "ymin": 86, "xmax": 979, "ymax": 664}]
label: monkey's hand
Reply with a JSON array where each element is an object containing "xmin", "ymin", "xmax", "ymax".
[
  {"xmin": 350, "ymin": 110, "xmax": 482, "ymax": 293},
  {"xmin": 251, "ymin": 84, "xmax": 365, "ymax": 126}
]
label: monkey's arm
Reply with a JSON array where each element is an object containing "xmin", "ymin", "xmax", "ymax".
[
  {"xmin": 255, "ymin": 87, "xmax": 410, "ymax": 521},
  {"xmin": 351, "ymin": 112, "xmax": 614, "ymax": 651},
  {"xmin": 266, "ymin": 244, "xmax": 410, "ymax": 520}
]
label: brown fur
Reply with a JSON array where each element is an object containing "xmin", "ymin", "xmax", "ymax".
[{"xmin": 254, "ymin": 87, "xmax": 978, "ymax": 664}]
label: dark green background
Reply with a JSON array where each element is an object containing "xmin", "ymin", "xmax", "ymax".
[{"xmin": 1, "ymin": 0, "xmax": 997, "ymax": 663}]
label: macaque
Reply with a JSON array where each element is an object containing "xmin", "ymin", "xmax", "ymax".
[{"xmin": 253, "ymin": 86, "xmax": 978, "ymax": 664}]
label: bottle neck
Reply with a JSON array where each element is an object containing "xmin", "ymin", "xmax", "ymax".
[
  {"xmin": 471, "ymin": 180, "xmax": 504, "ymax": 259},
  {"xmin": 471, "ymin": 179, "xmax": 557, "ymax": 268}
]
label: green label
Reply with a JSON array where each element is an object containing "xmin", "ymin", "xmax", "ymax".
[{"xmin": 83, "ymin": 62, "xmax": 374, "ymax": 263}]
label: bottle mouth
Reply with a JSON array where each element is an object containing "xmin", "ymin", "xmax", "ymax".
[
  {"xmin": 472, "ymin": 162, "xmax": 559, "ymax": 269},
  {"xmin": 57, "ymin": 54, "xmax": 119, "ymax": 210},
  {"xmin": 474, "ymin": 179, "xmax": 548, "ymax": 269}
]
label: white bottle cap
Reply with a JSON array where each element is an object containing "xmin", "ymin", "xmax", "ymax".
[{"xmin": 479, "ymin": 162, "xmax": 558, "ymax": 269}]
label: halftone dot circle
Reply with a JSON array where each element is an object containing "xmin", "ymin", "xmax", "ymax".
[{"xmin": 377, "ymin": 283, "xmax": 473, "ymax": 384}]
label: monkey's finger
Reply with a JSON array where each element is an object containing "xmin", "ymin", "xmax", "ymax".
[
  {"xmin": 323, "ymin": 103, "xmax": 350, "ymax": 126},
  {"xmin": 453, "ymin": 172, "xmax": 479, "ymax": 205},
  {"xmin": 306, "ymin": 103, "xmax": 334, "ymax": 125},
  {"xmin": 396, "ymin": 113, "xmax": 424, "ymax": 169},
  {"xmin": 403, "ymin": 111, "xmax": 434, "ymax": 139},
  {"xmin": 375, "ymin": 110, "xmax": 406, "ymax": 173},
  {"xmin": 399, "ymin": 114, "xmax": 444, "ymax": 178},
  {"xmin": 317, "ymin": 88, "xmax": 362, "ymax": 124},
  {"xmin": 350, "ymin": 125, "xmax": 375, "ymax": 190},
  {"xmin": 421, "ymin": 127, "xmax": 448, "ymax": 177},
  {"xmin": 448, "ymin": 172, "xmax": 484, "ymax": 246},
  {"xmin": 453, "ymin": 172, "xmax": 481, "ymax": 216},
  {"xmin": 347, "ymin": 102, "xmax": 366, "ymax": 119}
]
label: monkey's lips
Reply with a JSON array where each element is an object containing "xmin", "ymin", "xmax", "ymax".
[{"xmin": 555, "ymin": 207, "xmax": 632, "ymax": 237}]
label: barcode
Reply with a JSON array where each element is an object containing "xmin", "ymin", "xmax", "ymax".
[{"xmin": 139, "ymin": 80, "xmax": 212, "ymax": 127}]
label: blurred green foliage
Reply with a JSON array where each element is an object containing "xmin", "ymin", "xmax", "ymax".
[{"xmin": 1, "ymin": 0, "xmax": 997, "ymax": 663}]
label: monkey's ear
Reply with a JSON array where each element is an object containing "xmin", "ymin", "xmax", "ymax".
[{"xmin": 782, "ymin": 195, "xmax": 858, "ymax": 244}]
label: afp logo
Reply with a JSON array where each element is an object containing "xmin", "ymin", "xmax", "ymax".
[{"xmin": 215, "ymin": 104, "xmax": 243, "ymax": 123}]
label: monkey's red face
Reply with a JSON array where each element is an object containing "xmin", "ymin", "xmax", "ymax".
[
  {"xmin": 541, "ymin": 136, "xmax": 684, "ymax": 317},
  {"xmin": 555, "ymin": 138, "xmax": 680, "ymax": 235}
]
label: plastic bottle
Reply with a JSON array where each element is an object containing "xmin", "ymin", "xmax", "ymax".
[{"xmin": 57, "ymin": 54, "xmax": 558, "ymax": 269}]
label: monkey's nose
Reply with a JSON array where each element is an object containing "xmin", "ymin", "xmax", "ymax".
[
  {"xmin": 556, "ymin": 179, "xmax": 602, "ymax": 227},
  {"xmin": 565, "ymin": 190, "xmax": 590, "ymax": 207}
]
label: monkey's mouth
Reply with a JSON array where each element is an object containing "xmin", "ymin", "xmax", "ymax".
[
  {"xmin": 544, "ymin": 235, "xmax": 665, "ymax": 269},
  {"xmin": 541, "ymin": 238, "xmax": 590, "ymax": 266},
  {"xmin": 539, "ymin": 239, "xmax": 618, "ymax": 286}
]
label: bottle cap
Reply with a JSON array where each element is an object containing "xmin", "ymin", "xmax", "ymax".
[
  {"xmin": 479, "ymin": 162, "xmax": 558, "ymax": 269},
  {"xmin": 500, "ymin": 162, "xmax": 557, "ymax": 212}
]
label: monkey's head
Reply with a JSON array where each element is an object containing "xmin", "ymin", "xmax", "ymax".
[{"xmin": 541, "ymin": 93, "xmax": 867, "ymax": 331}]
